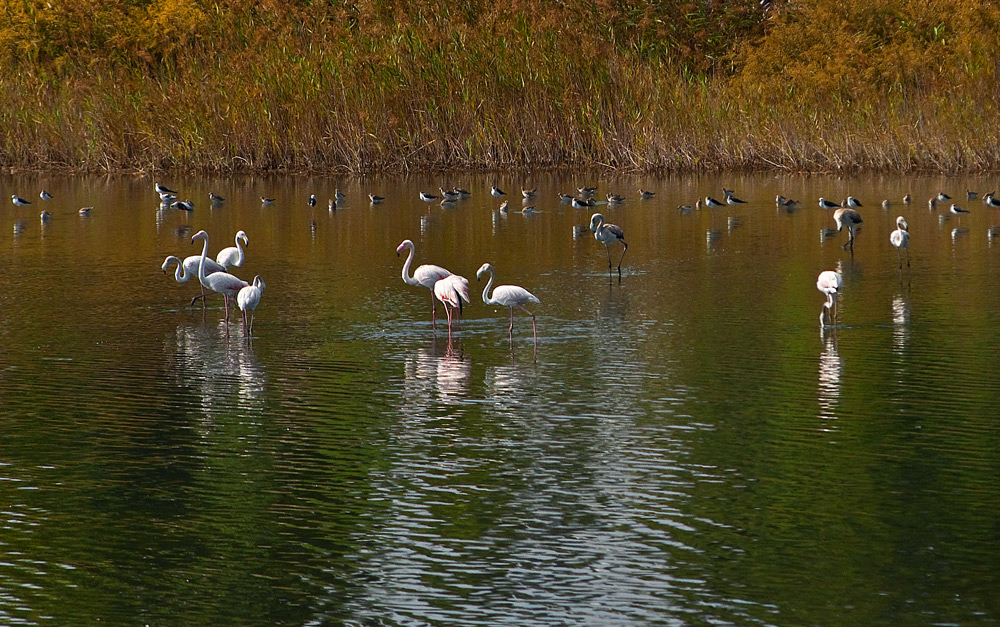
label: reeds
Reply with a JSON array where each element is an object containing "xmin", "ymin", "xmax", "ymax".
[{"xmin": 0, "ymin": 0, "xmax": 998, "ymax": 173}]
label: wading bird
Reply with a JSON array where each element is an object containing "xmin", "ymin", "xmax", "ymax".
[
  {"xmin": 817, "ymin": 270, "xmax": 843, "ymax": 327},
  {"xmin": 491, "ymin": 186, "xmax": 505, "ymax": 197},
  {"xmin": 11, "ymin": 195, "xmax": 30, "ymax": 206},
  {"xmin": 155, "ymin": 183, "xmax": 177, "ymax": 195},
  {"xmin": 237, "ymin": 276, "xmax": 265, "ymax": 336},
  {"xmin": 890, "ymin": 216, "xmax": 910, "ymax": 268},
  {"xmin": 818, "ymin": 197, "xmax": 840, "ymax": 209},
  {"xmin": 590, "ymin": 213, "xmax": 628, "ymax": 279},
  {"xmin": 833, "ymin": 207, "xmax": 863, "ymax": 250},
  {"xmin": 433, "ymin": 274, "xmax": 470, "ymax": 341},
  {"xmin": 191, "ymin": 230, "xmax": 249, "ymax": 325},
  {"xmin": 476, "ymin": 262, "xmax": 540, "ymax": 346},
  {"xmin": 161, "ymin": 254, "xmax": 227, "ymax": 306},
  {"xmin": 950, "ymin": 203, "xmax": 969, "ymax": 225},
  {"xmin": 40, "ymin": 190, "xmax": 52, "ymax": 200},
  {"xmin": 396, "ymin": 239, "xmax": 453, "ymax": 329},
  {"xmin": 216, "ymin": 230, "xmax": 248, "ymax": 270}
]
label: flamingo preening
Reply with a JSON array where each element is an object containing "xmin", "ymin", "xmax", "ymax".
[
  {"xmin": 433, "ymin": 274, "xmax": 470, "ymax": 341},
  {"xmin": 817, "ymin": 270, "xmax": 843, "ymax": 328},
  {"xmin": 237, "ymin": 276, "xmax": 265, "ymax": 336}
]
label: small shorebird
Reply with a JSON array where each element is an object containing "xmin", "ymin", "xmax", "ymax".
[
  {"xmin": 439, "ymin": 187, "xmax": 459, "ymax": 201},
  {"xmin": 171, "ymin": 200, "xmax": 195, "ymax": 212},
  {"xmin": 578, "ymin": 186, "xmax": 597, "ymax": 197},
  {"xmin": 260, "ymin": 197, "xmax": 275, "ymax": 205},
  {"xmin": 881, "ymin": 199, "xmax": 890, "ymax": 210},
  {"xmin": 521, "ymin": 187, "xmax": 537, "ymax": 198},
  {"xmin": 453, "ymin": 187, "xmax": 471, "ymax": 197},
  {"xmin": 984, "ymin": 192, "xmax": 1000, "ymax": 208},
  {"xmin": 209, "ymin": 192, "xmax": 225, "ymax": 204},
  {"xmin": 335, "ymin": 189, "xmax": 346, "ymax": 201},
  {"xmin": 78, "ymin": 206, "xmax": 92, "ymax": 215},
  {"xmin": 937, "ymin": 192, "xmax": 951, "ymax": 202},
  {"xmin": 159, "ymin": 192, "xmax": 177, "ymax": 203},
  {"xmin": 928, "ymin": 197, "xmax": 937, "ymax": 210},
  {"xmin": 571, "ymin": 197, "xmax": 592, "ymax": 209},
  {"xmin": 521, "ymin": 205, "xmax": 537, "ymax": 215},
  {"xmin": 724, "ymin": 189, "xmax": 747, "ymax": 204},
  {"xmin": 704, "ymin": 196, "xmax": 725, "ymax": 208},
  {"xmin": 491, "ymin": 186, "xmax": 505, "ymax": 197},
  {"xmin": 11, "ymin": 195, "xmax": 30, "ymax": 206},
  {"xmin": 639, "ymin": 189, "xmax": 655, "ymax": 200},
  {"xmin": 39, "ymin": 190, "xmax": 52, "ymax": 200},
  {"xmin": 308, "ymin": 194, "xmax": 317, "ymax": 206},
  {"xmin": 154, "ymin": 183, "xmax": 177, "ymax": 195},
  {"xmin": 950, "ymin": 203, "xmax": 970, "ymax": 225},
  {"xmin": 419, "ymin": 191, "xmax": 439, "ymax": 202},
  {"xmin": 498, "ymin": 200, "xmax": 509, "ymax": 213},
  {"xmin": 590, "ymin": 212, "xmax": 627, "ymax": 279},
  {"xmin": 369, "ymin": 194, "xmax": 384, "ymax": 204},
  {"xmin": 833, "ymin": 207, "xmax": 863, "ymax": 250},
  {"xmin": 903, "ymin": 193, "xmax": 911, "ymax": 204},
  {"xmin": 846, "ymin": 196, "xmax": 863, "ymax": 207},
  {"xmin": 967, "ymin": 190, "xmax": 978, "ymax": 200},
  {"xmin": 817, "ymin": 270, "xmax": 843, "ymax": 327},
  {"xmin": 818, "ymin": 197, "xmax": 841, "ymax": 209},
  {"xmin": 558, "ymin": 192, "xmax": 574, "ymax": 203},
  {"xmin": 328, "ymin": 199, "xmax": 337, "ymax": 211},
  {"xmin": 606, "ymin": 193, "xmax": 625, "ymax": 204},
  {"xmin": 890, "ymin": 216, "xmax": 910, "ymax": 268}
]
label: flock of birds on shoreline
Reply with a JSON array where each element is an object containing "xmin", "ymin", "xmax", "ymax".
[{"xmin": 10, "ymin": 180, "xmax": 1000, "ymax": 340}]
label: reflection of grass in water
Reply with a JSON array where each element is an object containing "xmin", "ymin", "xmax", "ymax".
[{"xmin": 1, "ymin": 1, "xmax": 999, "ymax": 172}]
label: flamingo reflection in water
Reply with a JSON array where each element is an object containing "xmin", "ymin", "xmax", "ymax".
[{"xmin": 404, "ymin": 343, "xmax": 472, "ymax": 407}]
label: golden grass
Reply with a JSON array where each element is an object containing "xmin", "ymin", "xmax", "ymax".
[{"xmin": 0, "ymin": 0, "xmax": 998, "ymax": 173}]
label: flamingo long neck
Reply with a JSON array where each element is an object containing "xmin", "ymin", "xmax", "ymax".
[
  {"xmin": 480, "ymin": 268, "xmax": 496, "ymax": 305},
  {"xmin": 173, "ymin": 257, "xmax": 189, "ymax": 282},
  {"xmin": 196, "ymin": 235, "xmax": 211, "ymax": 285},
  {"xmin": 400, "ymin": 244, "xmax": 418, "ymax": 286},
  {"xmin": 234, "ymin": 234, "xmax": 246, "ymax": 266}
]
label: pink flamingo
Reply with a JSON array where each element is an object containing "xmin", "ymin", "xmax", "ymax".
[
  {"xmin": 161, "ymin": 254, "xmax": 227, "ymax": 306},
  {"xmin": 396, "ymin": 239, "xmax": 453, "ymax": 328},
  {"xmin": 433, "ymin": 274, "xmax": 470, "ymax": 341},
  {"xmin": 191, "ymin": 230, "xmax": 249, "ymax": 325},
  {"xmin": 476, "ymin": 262, "xmax": 540, "ymax": 345}
]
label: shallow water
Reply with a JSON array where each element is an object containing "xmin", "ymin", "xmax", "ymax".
[{"xmin": 1, "ymin": 172, "xmax": 999, "ymax": 624}]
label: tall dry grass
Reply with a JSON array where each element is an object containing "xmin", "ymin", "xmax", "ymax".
[{"xmin": 0, "ymin": 0, "xmax": 998, "ymax": 173}]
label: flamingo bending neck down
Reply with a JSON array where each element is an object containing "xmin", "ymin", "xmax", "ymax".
[
  {"xmin": 216, "ymin": 230, "xmax": 248, "ymax": 269},
  {"xmin": 890, "ymin": 216, "xmax": 910, "ymax": 269},
  {"xmin": 476, "ymin": 262, "xmax": 540, "ymax": 346},
  {"xmin": 237, "ymin": 276, "xmax": 265, "ymax": 336},
  {"xmin": 396, "ymin": 239, "xmax": 453, "ymax": 329},
  {"xmin": 433, "ymin": 274, "xmax": 470, "ymax": 341},
  {"xmin": 161, "ymin": 254, "xmax": 226, "ymax": 306},
  {"xmin": 192, "ymin": 230, "xmax": 249, "ymax": 325},
  {"xmin": 817, "ymin": 270, "xmax": 843, "ymax": 327}
]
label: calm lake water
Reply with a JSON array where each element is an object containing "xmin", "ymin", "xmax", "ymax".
[{"xmin": 1, "ymin": 171, "xmax": 999, "ymax": 625}]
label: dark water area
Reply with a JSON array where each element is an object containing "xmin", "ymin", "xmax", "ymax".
[{"xmin": 0, "ymin": 172, "xmax": 998, "ymax": 624}]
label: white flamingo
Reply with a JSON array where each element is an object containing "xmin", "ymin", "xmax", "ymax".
[
  {"xmin": 396, "ymin": 239, "xmax": 453, "ymax": 329},
  {"xmin": 433, "ymin": 274, "xmax": 470, "ymax": 341},
  {"xmin": 589, "ymin": 213, "xmax": 628, "ymax": 278},
  {"xmin": 890, "ymin": 216, "xmax": 910, "ymax": 268},
  {"xmin": 191, "ymin": 230, "xmax": 249, "ymax": 325},
  {"xmin": 237, "ymin": 276, "xmax": 265, "ymax": 336},
  {"xmin": 476, "ymin": 262, "xmax": 540, "ymax": 345},
  {"xmin": 161, "ymin": 254, "xmax": 226, "ymax": 305},
  {"xmin": 216, "ymin": 230, "xmax": 248, "ymax": 269},
  {"xmin": 817, "ymin": 270, "xmax": 843, "ymax": 327}
]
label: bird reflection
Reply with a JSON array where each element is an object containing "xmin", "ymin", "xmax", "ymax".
[
  {"xmin": 817, "ymin": 331, "xmax": 842, "ymax": 426},
  {"xmin": 484, "ymin": 362, "xmax": 531, "ymax": 409},
  {"xmin": 169, "ymin": 322, "xmax": 267, "ymax": 420},
  {"xmin": 892, "ymin": 293, "xmax": 909, "ymax": 353},
  {"xmin": 403, "ymin": 342, "xmax": 471, "ymax": 406}
]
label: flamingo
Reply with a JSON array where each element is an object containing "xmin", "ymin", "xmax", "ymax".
[
  {"xmin": 191, "ymin": 230, "xmax": 249, "ymax": 325},
  {"xmin": 396, "ymin": 239, "xmax": 453, "ymax": 328},
  {"xmin": 433, "ymin": 274, "xmax": 470, "ymax": 341},
  {"xmin": 817, "ymin": 270, "xmax": 843, "ymax": 327},
  {"xmin": 237, "ymin": 276, "xmax": 265, "ymax": 336},
  {"xmin": 161, "ymin": 254, "xmax": 226, "ymax": 305},
  {"xmin": 589, "ymin": 213, "xmax": 628, "ymax": 278},
  {"xmin": 216, "ymin": 230, "xmax": 248, "ymax": 269},
  {"xmin": 833, "ymin": 207, "xmax": 863, "ymax": 250},
  {"xmin": 476, "ymin": 262, "xmax": 540, "ymax": 345},
  {"xmin": 890, "ymin": 216, "xmax": 910, "ymax": 268}
]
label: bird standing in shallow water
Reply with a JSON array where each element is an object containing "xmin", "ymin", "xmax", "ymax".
[
  {"xmin": 890, "ymin": 216, "xmax": 910, "ymax": 268},
  {"xmin": 818, "ymin": 197, "xmax": 840, "ymax": 210},
  {"xmin": 11, "ymin": 195, "xmax": 30, "ymax": 206},
  {"xmin": 191, "ymin": 230, "xmax": 249, "ymax": 325},
  {"xmin": 396, "ymin": 239, "xmax": 453, "ymax": 329},
  {"xmin": 950, "ymin": 203, "xmax": 969, "ymax": 226},
  {"xmin": 476, "ymin": 262, "xmax": 540, "ymax": 347},
  {"xmin": 590, "ymin": 213, "xmax": 627, "ymax": 279},
  {"xmin": 817, "ymin": 270, "xmax": 843, "ymax": 327},
  {"xmin": 237, "ymin": 276, "xmax": 265, "ymax": 336},
  {"xmin": 833, "ymin": 207, "xmax": 863, "ymax": 250},
  {"xmin": 216, "ymin": 230, "xmax": 248, "ymax": 270},
  {"xmin": 433, "ymin": 274, "xmax": 470, "ymax": 342}
]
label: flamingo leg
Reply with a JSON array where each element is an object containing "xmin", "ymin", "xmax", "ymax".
[
  {"xmin": 429, "ymin": 290, "xmax": 437, "ymax": 329},
  {"xmin": 617, "ymin": 242, "xmax": 628, "ymax": 276},
  {"xmin": 223, "ymin": 294, "xmax": 231, "ymax": 324},
  {"xmin": 508, "ymin": 307, "xmax": 515, "ymax": 342},
  {"xmin": 444, "ymin": 303, "xmax": 454, "ymax": 341},
  {"xmin": 518, "ymin": 306, "xmax": 537, "ymax": 344},
  {"xmin": 906, "ymin": 247, "xmax": 910, "ymax": 267},
  {"xmin": 249, "ymin": 311, "xmax": 255, "ymax": 336}
]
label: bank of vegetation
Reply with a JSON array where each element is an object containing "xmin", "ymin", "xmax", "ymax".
[{"xmin": 0, "ymin": 0, "xmax": 998, "ymax": 173}]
